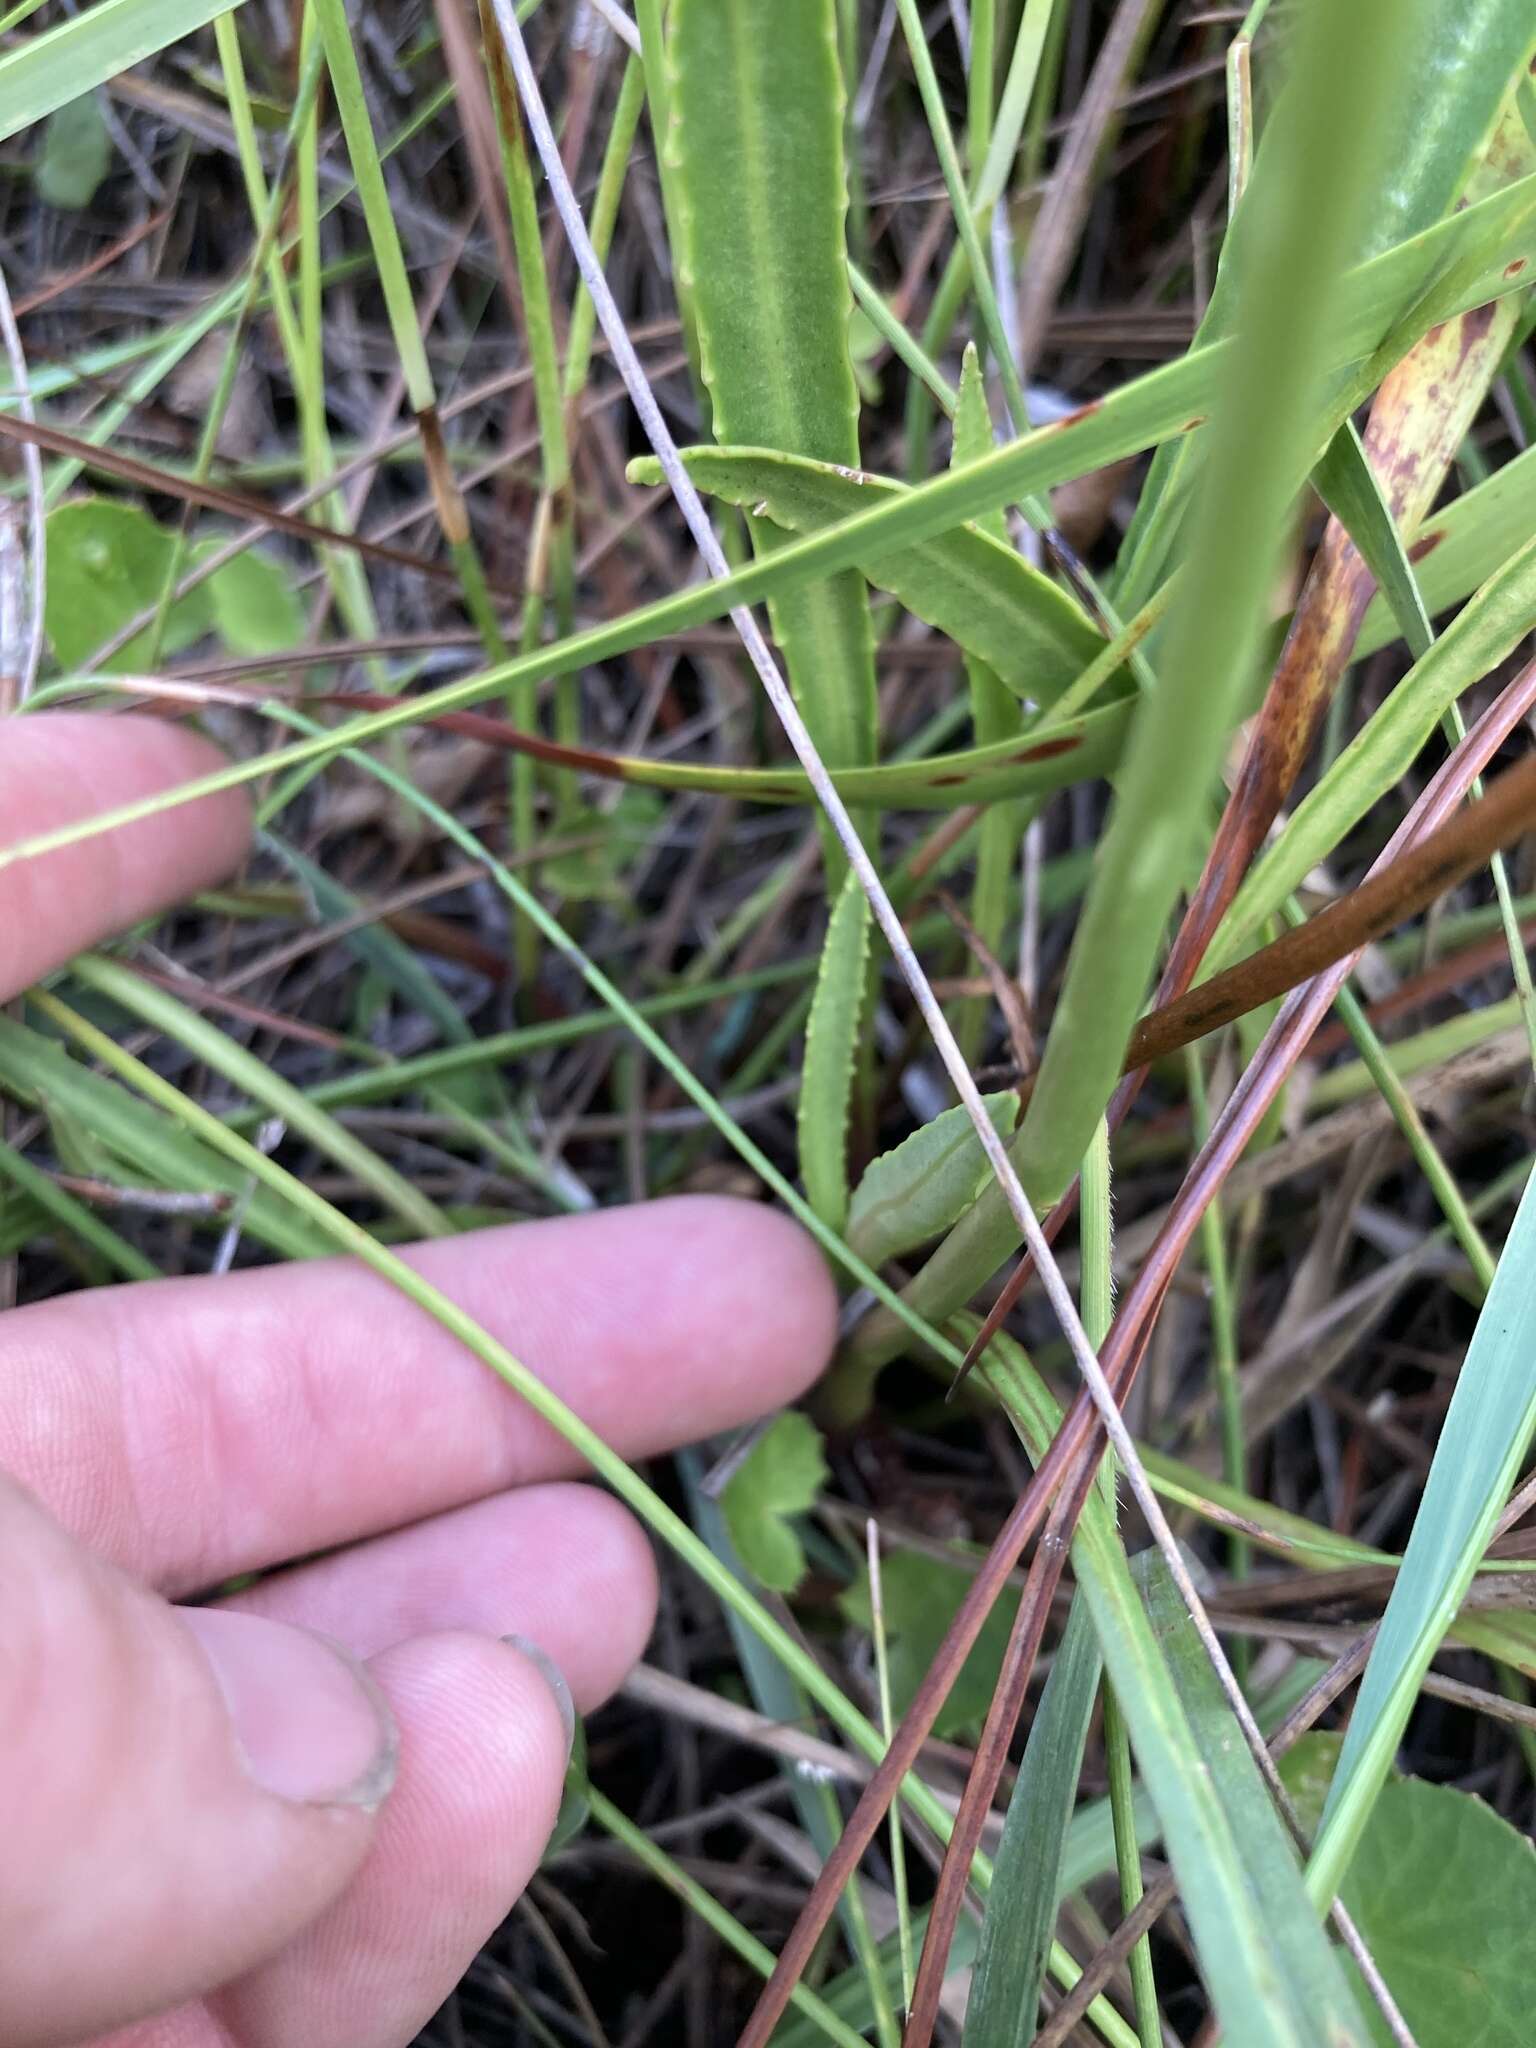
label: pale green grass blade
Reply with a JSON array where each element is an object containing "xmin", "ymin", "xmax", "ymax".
[
  {"xmin": 1312, "ymin": 1163, "xmax": 1536, "ymax": 1903},
  {"xmin": 70, "ymin": 953, "xmax": 451, "ymax": 1241},
  {"xmin": 1135, "ymin": 1552, "xmax": 1370, "ymax": 2029},
  {"xmin": 1312, "ymin": 422, "xmax": 1436, "ymax": 658},
  {"xmin": 0, "ymin": 0, "xmax": 246, "ymax": 141},
  {"xmin": 798, "ymin": 872, "xmax": 871, "ymax": 1233},
  {"xmin": 630, "ymin": 443, "xmax": 1107, "ymax": 703},
  {"xmin": 1015, "ymin": 0, "xmax": 1423, "ymax": 1209},
  {"xmin": 952, "ymin": 341, "xmax": 1021, "ymax": 1063},
  {"xmin": 984, "ymin": 1333, "xmax": 1371, "ymax": 2046},
  {"xmin": 0, "ymin": 1015, "xmax": 315, "ymax": 1260},
  {"xmin": 964, "ymin": 1597, "xmax": 1101, "ymax": 2048}
]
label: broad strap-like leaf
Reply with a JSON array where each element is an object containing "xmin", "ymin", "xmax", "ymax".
[{"xmin": 631, "ymin": 443, "xmax": 1105, "ymax": 706}]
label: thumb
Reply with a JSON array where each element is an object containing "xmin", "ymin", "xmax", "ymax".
[{"xmin": 0, "ymin": 1474, "xmax": 395, "ymax": 2047}]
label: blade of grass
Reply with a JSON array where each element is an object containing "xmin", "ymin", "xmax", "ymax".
[
  {"xmin": 69, "ymin": 954, "xmax": 451, "ymax": 1240},
  {"xmin": 963, "ymin": 1597, "xmax": 1102, "ymax": 2048},
  {"xmin": 1311, "ymin": 1160, "xmax": 1536, "ymax": 1902},
  {"xmin": 1015, "ymin": 0, "xmax": 1425, "ymax": 1209},
  {"xmin": 0, "ymin": 0, "xmax": 247, "ymax": 140}
]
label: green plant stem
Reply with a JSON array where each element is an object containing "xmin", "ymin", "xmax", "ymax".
[
  {"xmin": 1102, "ymin": 1683, "xmax": 1162, "ymax": 2048},
  {"xmin": 583, "ymin": 1786, "xmax": 870, "ymax": 2048},
  {"xmin": 1186, "ymin": 1045, "xmax": 1249, "ymax": 1623}
]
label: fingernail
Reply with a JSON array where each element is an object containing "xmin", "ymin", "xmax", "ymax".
[
  {"xmin": 502, "ymin": 1634, "xmax": 576, "ymax": 1760},
  {"xmin": 179, "ymin": 1608, "xmax": 398, "ymax": 1810}
]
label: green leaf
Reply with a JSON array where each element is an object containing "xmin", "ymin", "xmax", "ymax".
[
  {"xmin": 1312, "ymin": 1163, "xmax": 1536, "ymax": 1902},
  {"xmin": 71, "ymin": 953, "xmax": 452, "ymax": 1243},
  {"xmin": 631, "ymin": 442, "xmax": 1105, "ymax": 707},
  {"xmin": 541, "ymin": 788, "xmax": 666, "ymax": 905},
  {"xmin": 1340, "ymin": 1779, "xmax": 1536, "ymax": 2047},
  {"xmin": 36, "ymin": 92, "xmax": 111, "ymax": 210},
  {"xmin": 1015, "ymin": 0, "xmax": 1430, "ymax": 1211},
  {"xmin": 953, "ymin": 342, "xmax": 1006, "ymax": 541},
  {"xmin": 1135, "ymin": 1551, "xmax": 1369, "ymax": 2041},
  {"xmin": 839, "ymin": 1547, "xmax": 1020, "ymax": 1742},
  {"xmin": 197, "ymin": 542, "xmax": 306, "ymax": 657},
  {"xmin": 983, "ymin": 1331, "xmax": 1370, "ymax": 2047},
  {"xmin": 45, "ymin": 500, "xmax": 213, "ymax": 671},
  {"xmin": 965, "ymin": 1596, "xmax": 1102, "ymax": 2048},
  {"xmin": 0, "ymin": 0, "xmax": 249, "ymax": 144},
  {"xmin": 1282, "ymin": 1737, "xmax": 1536, "ymax": 2048},
  {"xmin": 1311, "ymin": 420, "xmax": 1434, "ymax": 659},
  {"xmin": 669, "ymin": 0, "xmax": 878, "ymax": 864},
  {"xmin": 798, "ymin": 870, "xmax": 871, "ymax": 1233},
  {"xmin": 0, "ymin": 1014, "xmax": 314, "ymax": 1261},
  {"xmin": 719, "ymin": 1411, "xmax": 830, "ymax": 1594},
  {"xmin": 950, "ymin": 341, "xmax": 1023, "ymax": 1064},
  {"xmin": 847, "ymin": 1092, "xmax": 1020, "ymax": 1269}
]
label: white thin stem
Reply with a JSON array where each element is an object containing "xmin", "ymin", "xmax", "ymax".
[
  {"xmin": 0, "ymin": 252, "xmax": 45, "ymax": 703},
  {"xmin": 581, "ymin": 0, "xmax": 642, "ymax": 55},
  {"xmin": 491, "ymin": 6, "xmax": 1410, "ymax": 2030}
]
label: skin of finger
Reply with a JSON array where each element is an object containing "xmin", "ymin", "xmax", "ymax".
[
  {"xmin": 225, "ymin": 1483, "xmax": 659, "ymax": 1713},
  {"xmin": 0, "ymin": 1475, "xmax": 375, "ymax": 2048},
  {"xmin": 0, "ymin": 1196, "xmax": 839, "ymax": 1595},
  {"xmin": 0, "ymin": 715, "xmax": 251, "ymax": 1000},
  {"xmin": 207, "ymin": 1634, "xmax": 570, "ymax": 2048}
]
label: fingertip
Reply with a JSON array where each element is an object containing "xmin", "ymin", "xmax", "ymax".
[
  {"xmin": 0, "ymin": 713, "xmax": 251, "ymax": 996},
  {"xmin": 677, "ymin": 1195, "xmax": 841, "ymax": 1404}
]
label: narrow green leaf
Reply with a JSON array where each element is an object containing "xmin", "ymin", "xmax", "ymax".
[
  {"xmin": 0, "ymin": 1135, "xmax": 157, "ymax": 1282},
  {"xmin": 0, "ymin": 1014, "xmax": 314, "ymax": 1260},
  {"xmin": 0, "ymin": 0, "xmax": 247, "ymax": 143},
  {"xmin": 984, "ymin": 1331, "xmax": 1370, "ymax": 2047},
  {"xmin": 1017, "ymin": 0, "xmax": 1427, "ymax": 1209},
  {"xmin": 719, "ymin": 1412, "xmax": 829, "ymax": 1595},
  {"xmin": 71, "ymin": 953, "xmax": 452, "ymax": 1242},
  {"xmin": 965, "ymin": 1596, "xmax": 1102, "ymax": 2048},
  {"xmin": 952, "ymin": 341, "xmax": 1023, "ymax": 1064},
  {"xmin": 630, "ymin": 442, "xmax": 1105, "ymax": 705},
  {"xmin": 798, "ymin": 872, "xmax": 871, "ymax": 1233},
  {"xmin": 669, "ymin": 0, "xmax": 878, "ymax": 846},
  {"xmin": 1312, "ymin": 1163, "xmax": 1536, "ymax": 1903},
  {"xmin": 1136, "ymin": 1551, "xmax": 1367, "ymax": 2039},
  {"xmin": 1311, "ymin": 421, "xmax": 1434, "ymax": 658},
  {"xmin": 847, "ymin": 1092, "xmax": 1020, "ymax": 1270}
]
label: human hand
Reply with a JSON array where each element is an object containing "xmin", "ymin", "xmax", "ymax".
[{"xmin": 0, "ymin": 715, "xmax": 837, "ymax": 2048}]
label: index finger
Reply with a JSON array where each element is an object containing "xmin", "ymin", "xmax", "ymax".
[{"xmin": 0, "ymin": 713, "xmax": 251, "ymax": 998}]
